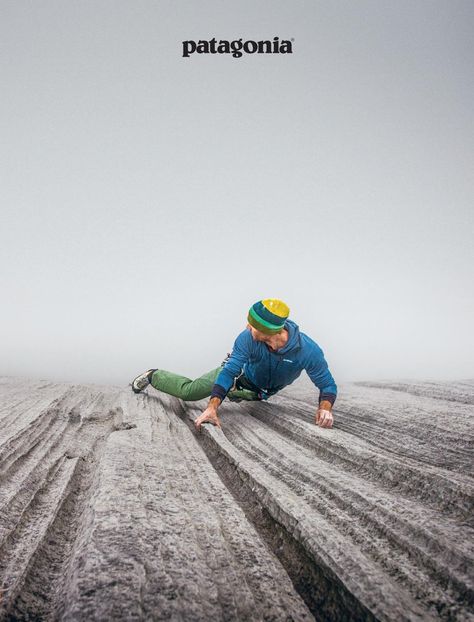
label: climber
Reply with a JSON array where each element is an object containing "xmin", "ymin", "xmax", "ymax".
[{"xmin": 131, "ymin": 299, "xmax": 337, "ymax": 431}]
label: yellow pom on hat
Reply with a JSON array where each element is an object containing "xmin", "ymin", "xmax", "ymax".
[{"xmin": 261, "ymin": 299, "xmax": 290, "ymax": 319}]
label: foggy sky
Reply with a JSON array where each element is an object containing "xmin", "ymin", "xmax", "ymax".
[{"xmin": 1, "ymin": 0, "xmax": 473, "ymax": 386}]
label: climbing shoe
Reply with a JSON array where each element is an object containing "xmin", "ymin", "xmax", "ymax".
[{"xmin": 131, "ymin": 369, "xmax": 156, "ymax": 393}]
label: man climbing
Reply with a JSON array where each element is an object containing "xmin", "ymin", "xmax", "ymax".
[{"xmin": 131, "ymin": 299, "xmax": 337, "ymax": 431}]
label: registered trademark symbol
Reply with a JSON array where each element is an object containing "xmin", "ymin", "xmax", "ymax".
[{"xmin": 291, "ymin": 38, "xmax": 294, "ymax": 42}]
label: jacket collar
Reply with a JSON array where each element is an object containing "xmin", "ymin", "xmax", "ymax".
[{"xmin": 265, "ymin": 319, "xmax": 302, "ymax": 354}]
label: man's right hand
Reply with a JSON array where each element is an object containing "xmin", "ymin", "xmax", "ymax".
[{"xmin": 195, "ymin": 406, "xmax": 221, "ymax": 431}]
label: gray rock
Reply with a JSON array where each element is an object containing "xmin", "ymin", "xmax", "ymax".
[{"xmin": 0, "ymin": 376, "xmax": 472, "ymax": 621}]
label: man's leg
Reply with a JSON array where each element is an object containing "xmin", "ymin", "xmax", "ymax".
[
  {"xmin": 150, "ymin": 367, "xmax": 260, "ymax": 402},
  {"xmin": 226, "ymin": 387, "xmax": 260, "ymax": 401},
  {"xmin": 150, "ymin": 367, "xmax": 221, "ymax": 401}
]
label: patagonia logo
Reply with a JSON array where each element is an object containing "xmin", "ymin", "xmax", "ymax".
[
  {"xmin": 283, "ymin": 359, "xmax": 293, "ymax": 363},
  {"xmin": 182, "ymin": 37, "xmax": 293, "ymax": 59}
]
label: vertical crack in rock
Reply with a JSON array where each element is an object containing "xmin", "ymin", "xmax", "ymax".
[
  {"xmin": 182, "ymin": 409, "xmax": 377, "ymax": 621},
  {"xmin": 191, "ymin": 423, "xmax": 378, "ymax": 621}
]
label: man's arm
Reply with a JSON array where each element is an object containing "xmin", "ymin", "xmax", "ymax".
[
  {"xmin": 194, "ymin": 330, "xmax": 252, "ymax": 431},
  {"xmin": 305, "ymin": 346, "xmax": 337, "ymax": 429},
  {"xmin": 209, "ymin": 330, "xmax": 253, "ymax": 402}
]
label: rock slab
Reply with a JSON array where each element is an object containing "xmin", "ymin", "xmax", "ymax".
[{"xmin": 0, "ymin": 376, "xmax": 473, "ymax": 621}]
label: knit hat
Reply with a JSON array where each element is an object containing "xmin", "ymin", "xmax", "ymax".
[{"xmin": 247, "ymin": 299, "xmax": 290, "ymax": 335}]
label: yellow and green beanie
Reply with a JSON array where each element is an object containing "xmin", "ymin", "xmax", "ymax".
[{"xmin": 247, "ymin": 299, "xmax": 290, "ymax": 335}]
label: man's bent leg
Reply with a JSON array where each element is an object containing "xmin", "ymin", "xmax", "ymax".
[
  {"xmin": 150, "ymin": 368, "xmax": 221, "ymax": 401},
  {"xmin": 227, "ymin": 387, "xmax": 260, "ymax": 401}
]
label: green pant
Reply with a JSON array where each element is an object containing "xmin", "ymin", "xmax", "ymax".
[{"xmin": 150, "ymin": 367, "xmax": 259, "ymax": 402}]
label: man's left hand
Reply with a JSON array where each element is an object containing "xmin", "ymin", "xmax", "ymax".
[{"xmin": 316, "ymin": 408, "xmax": 333, "ymax": 428}]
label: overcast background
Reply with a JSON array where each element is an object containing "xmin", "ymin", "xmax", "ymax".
[{"xmin": 1, "ymin": 0, "xmax": 473, "ymax": 386}]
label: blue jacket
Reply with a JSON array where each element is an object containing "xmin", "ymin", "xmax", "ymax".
[{"xmin": 211, "ymin": 319, "xmax": 337, "ymax": 403}]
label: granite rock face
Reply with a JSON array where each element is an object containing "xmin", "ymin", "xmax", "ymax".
[{"xmin": 0, "ymin": 376, "xmax": 473, "ymax": 621}]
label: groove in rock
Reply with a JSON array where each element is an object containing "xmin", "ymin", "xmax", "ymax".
[{"xmin": 178, "ymin": 404, "xmax": 376, "ymax": 622}]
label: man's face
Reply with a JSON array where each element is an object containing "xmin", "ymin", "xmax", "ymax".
[{"xmin": 246, "ymin": 323, "xmax": 272, "ymax": 343}]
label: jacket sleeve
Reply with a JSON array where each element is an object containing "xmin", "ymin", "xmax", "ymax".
[
  {"xmin": 211, "ymin": 330, "xmax": 253, "ymax": 401},
  {"xmin": 305, "ymin": 345, "xmax": 337, "ymax": 406}
]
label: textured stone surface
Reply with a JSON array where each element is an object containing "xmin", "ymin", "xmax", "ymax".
[{"xmin": 0, "ymin": 376, "xmax": 473, "ymax": 621}]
